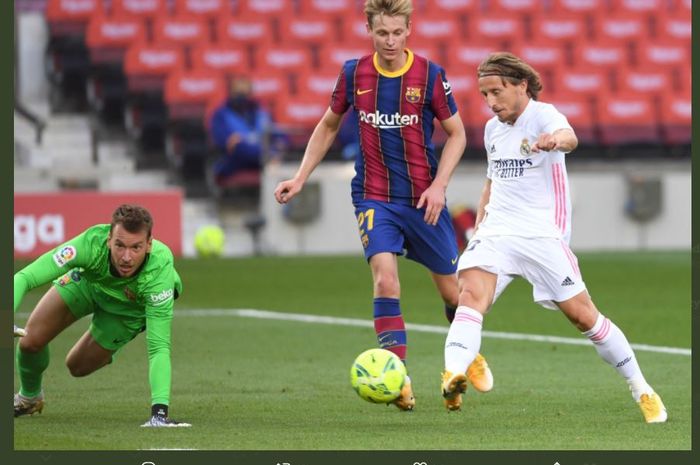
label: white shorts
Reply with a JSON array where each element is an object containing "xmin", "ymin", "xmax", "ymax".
[{"xmin": 457, "ymin": 235, "xmax": 586, "ymax": 310}]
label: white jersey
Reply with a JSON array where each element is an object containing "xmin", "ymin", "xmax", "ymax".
[{"xmin": 479, "ymin": 99, "xmax": 574, "ymax": 240}]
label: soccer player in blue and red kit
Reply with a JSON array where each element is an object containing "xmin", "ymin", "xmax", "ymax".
[{"xmin": 275, "ymin": 0, "xmax": 493, "ymax": 410}]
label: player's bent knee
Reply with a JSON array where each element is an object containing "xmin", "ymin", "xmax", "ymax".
[
  {"xmin": 373, "ymin": 275, "xmax": 400, "ymax": 297},
  {"xmin": 18, "ymin": 337, "xmax": 46, "ymax": 354}
]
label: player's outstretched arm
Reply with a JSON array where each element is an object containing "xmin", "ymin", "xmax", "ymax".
[{"xmin": 274, "ymin": 107, "xmax": 343, "ymax": 204}]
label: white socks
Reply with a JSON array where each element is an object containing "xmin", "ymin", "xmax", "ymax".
[
  {"xmin": 583, "ymin": 313, "xmax": 652, "ymax": 401},
  {"xmin": 444, "ymin": 306, "xmax": 483, "ymax": 374}
]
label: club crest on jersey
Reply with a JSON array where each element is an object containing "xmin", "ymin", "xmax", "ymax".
[
  {"xmin": 405, "ymin": 87, "xmax": 421, "ymax": 103},
  {"xmin": 53, "ymin": 245, "xmax": 77, "ymax": 267},
  {"xmin": 124, "ymin": 286, "xmax": 137, "ymax": 302},
  {"xmin": 520, "ymin": 138, "xmax": 531, "ymax": 156}
]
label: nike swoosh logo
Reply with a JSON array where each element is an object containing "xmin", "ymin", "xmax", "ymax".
[
  {"xmin": 356, "ymin": 88, "xmax": 373, "ymax": 95},
  {"xmin": 451, "ymin": 256, "xmax": 458, "ymax": 265}
]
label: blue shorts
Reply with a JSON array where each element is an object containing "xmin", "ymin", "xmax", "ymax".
[{"xmin": 354, "ymin": 200, "xmax": 459, "ymax": 275}]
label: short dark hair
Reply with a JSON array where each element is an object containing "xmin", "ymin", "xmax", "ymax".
[
  {"xmin": 477, "ymin": 52, "xmax": 543, "ymax": 100},
  {"xmin": 111, "ymin": 204, "xmax": 153, "ymax": 238}
]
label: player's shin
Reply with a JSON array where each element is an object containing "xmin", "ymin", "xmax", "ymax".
[
  {"xmin": 16, "ymin": 344, "xmax": 50, "ymax": 398},
  {"xmin": 583, "ymin": 313, "xmax": 651, "ymax": 397},
  {"xmin": 373, "ymin": 297, "xmax": 407, "ymax": 363},
  {"xmin": 444, "ymin": 306, "xmax": 483, "ymax": 374}
]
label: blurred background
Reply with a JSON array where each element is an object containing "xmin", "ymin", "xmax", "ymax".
[{"xmin": 13, "ymin": 0, "xmax": 691, "ymax": 260}]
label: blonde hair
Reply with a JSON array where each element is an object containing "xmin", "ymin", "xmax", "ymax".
[
  {"xmin": 477, "ymin": 52, "xmax": 543, "ymax": 100},
  {"xmin": 364, "ymin": 0, "xmax": 413, "ymax": 28}
]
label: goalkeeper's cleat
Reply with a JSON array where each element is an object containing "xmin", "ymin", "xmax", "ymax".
[
  {"xmin": 638, "ymin": 392, "xmax": 667, "ymax": 424},
  {"xmin": 141, "ymin": 415, "xmax": 192, "ymax": 427},
  {"xmin": 467, "ymin": 353, "xmax": 493, "ymax": 393},
  {"xmin": 391, "ymin": 375, "xmax": 415, "ymax": 411},
  {"xmin": 14, "ymin": 325, "xmax": 26, "ymax": 337},
  {"xmin": 14, "ymin": 392, "xmax": 44, "ymax": 417},
  {"xmin": 441, "ymin": 371, "xmax": 468, "ymax": 412}
]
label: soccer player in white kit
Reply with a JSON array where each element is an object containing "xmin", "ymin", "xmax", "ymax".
[{"xmin": 440, "ymin": 52, "xmax": 667, "ymax": 423}]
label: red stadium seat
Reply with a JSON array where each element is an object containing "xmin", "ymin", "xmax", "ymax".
[
  {"xmin": 591, "ymin": 13, "xmax": 649, "ymax": 41},
  {"xmin": 461, "ymin": 95, "xmax": 494, "ymax": 150},
  {"xmin": 634, "ymin": 39, "xmax": 690, "ymax": 68},
  {"xmin": 295, "ymin": 69, "xmax": 340, "ymax": 99},
  {"xmin": 616, "ymin": 66, "xmax": 672, "ymax": 95},
  {"xmin": 85, "ymin": 15, "xmax": 147, "ymax": 119},
  {"xmin": 236, "ymin": 0, "xmax": 295, "ymax": 17},
  {"xmin": 655, "ymin": 13, "xmax": 692, "ymax": 43},
  {"xmin": 422, "ymin": 0, "xmax": 478, "ymax": 14},
  {"xmin": 152, "ymin": 16, "xmax": 211, "ymax": 48},
  {"xmin": 443, "ymin": 72, "xmax": 478, "ymax": 105},
  {"xmin": 224, "ymin": 72, "xmax": 292, "ymax": 110},
  {"xmin": 123, "ymin": 43, "xmax": 186, "ymax": 150},
  {"xmin": 550, "ymin": 0, "xmax": 608, "ymax": 14},
  {"xmin": 342, "ymin": 14, "xmax": 370, "ymax": 44},
  {"xmin": 173, "ymin": 0, "xmax": 232, "ymax": 19},
  {"xmin": 608, "ymin": 0, "xmax": 665, "ymax": 14},
  {"xmin": 554, "ymin": 67, "xmax": 607, "ymax": 98},
  {"xmin": 111, "ymin": 0, "xmax": 169, "ymax": 21},
  {"xmin": 482, "ymin": 0, "xmax": 545, "ymax": 14},
  {"xmin": 596, "ymin": 92, "xmax": 660, "ymax": 146},
  {"xmin": 468, "ymin": 15, "xmax": 525, "ymax": 48},
  {"xmin": 659, "ymin": 92, "xmax": 691, "ymax": 146},
  {"xmin": 278, "ymin": 15, "xmax": 339, "ymax": 45},
  {"xmin": 670, "ymin": 0, "xmax": 692, "ymax": 14},
  {"xmin": 86, "ymin": 15, "xmax": 146, "ymax": 64},
  {"xmin": 274, "ymin": 95, "xmax": 328, "ymax": 129},
  {"xmin": 317, "ymin": 45, "xmax": 372, "ymax": 71},
  {"xmin": 164, "ymin": 69, "xmax": 227, "ymax": 119},
  {"xmin": 513, "ymin": 43, "xmax": 567, "ymax": 91},
  {"xmin": 254, "ymin": 45, "xmax": 313, "ymax": 74},
  {"xmin": 410, "ymin": 15, "xmax": 462, "ymax": 47},
  {"xmin": 571, "ymin": 42, "xmax": 630, "ymax": 70},
  {"xmin": 215, "ymin": 17, "xmax": 274, "ymax": 46},
  {"xmin": 297, "ymin": 0, "xmax": 359, "ymax": 18},
  {"xmin": 46, "ymin": 0, "xmax": 103, "ymax": 36},
  {"xmin": 544, "ymin": 94, "xmax": 597, "ymax": 146},
  {"xmin": 530, "ymin": 14, "xmax": 589, "ymax": 43},
  {"xmin": 124, "ymin": 42, "xmax": 185, "ymax": 92},
  {"xmin": 190, "ymin": 44, "xmax": 250, "ymax": 78},
  {"xmin": 444, "ymin": 42, "xmax": 501, "ymax": 72}
]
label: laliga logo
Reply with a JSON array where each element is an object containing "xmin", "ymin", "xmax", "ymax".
[
  {"xmin": 359, "ymin": 110, "xmax": 418, "ymax": 129},
  {"xmin": 14, "ymin": 214, "xmax": 65, "ymax": 253}
]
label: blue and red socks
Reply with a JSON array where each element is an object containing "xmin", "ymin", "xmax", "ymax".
[{"xmin": 373, "ymin": 297, "xmax": 407, "ymax": 364}]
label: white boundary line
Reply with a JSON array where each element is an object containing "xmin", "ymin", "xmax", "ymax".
[{"xmin": 177, "ymin": 308, "xmax": 692, "ymax": 357}]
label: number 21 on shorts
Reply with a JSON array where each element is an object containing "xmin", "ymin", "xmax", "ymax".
[{"xmin": 356, "ymin": 208, "xmax": 375, "ymax": 249}]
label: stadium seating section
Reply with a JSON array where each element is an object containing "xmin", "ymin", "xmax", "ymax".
[{"xmin": 42, "ymin": 0, "xmax": 690, "ymax": 181}]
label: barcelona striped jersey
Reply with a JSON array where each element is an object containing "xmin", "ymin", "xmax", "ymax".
[{"xmin": 330, "ymin": 49, "xmax": 458, "ymax": 206}]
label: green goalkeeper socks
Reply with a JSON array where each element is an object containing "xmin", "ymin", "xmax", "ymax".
[{"xmin": 16, "ymin": 344, "xmax": 50, "ymax": 398}]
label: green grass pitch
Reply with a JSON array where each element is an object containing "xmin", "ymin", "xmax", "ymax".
[{"xmin": 13, "ymin": 251, "xmax": 690, "ymax": 450}]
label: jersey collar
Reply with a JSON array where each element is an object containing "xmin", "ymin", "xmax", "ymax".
[{"xmin": 373, "ymin": 48, "xmax": 414, "ymax": 78}]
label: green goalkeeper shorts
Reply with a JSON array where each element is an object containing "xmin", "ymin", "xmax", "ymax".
[{"xmin": 53, "ymin": 271, "xmax": 146, "ymax": 352}]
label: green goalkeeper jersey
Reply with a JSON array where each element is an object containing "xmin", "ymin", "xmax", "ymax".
[{"xmin": 13, "ymin": 224, "xmax": 183, "ymax": 405}]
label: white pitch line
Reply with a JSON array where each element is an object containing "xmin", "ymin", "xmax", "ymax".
[{"xmin": 176, "ymin": 308, "xmax": 692, "ymax": 357}]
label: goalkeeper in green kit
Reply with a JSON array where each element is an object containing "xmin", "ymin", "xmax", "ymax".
[{"xmin": 13, "ymin": 204, "xmax": 190, "ymax": 427}]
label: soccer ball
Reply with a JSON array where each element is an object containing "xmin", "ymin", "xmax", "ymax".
[
  {"xmin": 194, "ymin": 225, "xmax": 225, "ymax": 258},
  {"xmin": 350, "ymin": 348, "xmax": 406, "ymax": 404}
]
